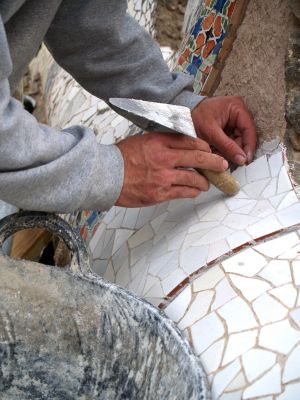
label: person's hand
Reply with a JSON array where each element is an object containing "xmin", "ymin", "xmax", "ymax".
[
  {"xmin": 192, "ymin": 96, "xmax": 256, "ymax": 165},
  {"xmin": 115, "ymin": 132, "xmax": 228, "ymax": 207}
]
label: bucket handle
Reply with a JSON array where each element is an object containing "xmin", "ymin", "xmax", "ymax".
[{"xmin": 0, "ymin": 211, "xmax": 92, "ymax": 277}]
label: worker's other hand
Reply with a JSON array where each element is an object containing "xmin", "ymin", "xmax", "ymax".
[
  {"xmin": 115, "ymin": 132, "xmax": 228, "ymax": 207},
  {"xmin": 192, "ymin": 96, "xmax": 256, "ymax": 165}
]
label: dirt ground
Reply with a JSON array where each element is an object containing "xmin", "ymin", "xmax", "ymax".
[{"xmin": 155, "ymin": 0, "xmax": 188, "ymax": 50}]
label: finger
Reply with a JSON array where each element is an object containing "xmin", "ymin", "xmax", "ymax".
[
  {"xmin": 166, "ymin": 186, "xmax": 202, "ymax": 201},
  {"xmin": 171, "ymin": 169, "xmax": 209, "ymax": 191},
  {"xmin": 233, "ymin": 135, "xmax": 243, "ymax": 148},
  {"xmin": 229, "ymin": 100, "xmax": 256, "ymax": 162},
  {"xmin": 206, "ymin": 121, "xmax": 247, "ymax": 165},
  {"xmin": 161, "ymin": 132, "xmax": 211, "ymax": 153},
  {"xmin": 169, "ymin": 148, "xmax": 228, "ymax": 171}
]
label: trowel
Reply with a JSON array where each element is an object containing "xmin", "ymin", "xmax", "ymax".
[{"xmin": 109, "ymin": 98, "xmax": 240, "ymax": 196}]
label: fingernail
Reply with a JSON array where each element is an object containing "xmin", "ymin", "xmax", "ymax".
[
  {"xmin": 223, "ymin": 160, "xmax": 229, "ymax": 170},
  {"xmin": 234, "ymin": 154, "xmax": 247, "ymax": 165},
  {"xmin": 247, "ymin": 151, "xmax": 253, "ymax": 163}
]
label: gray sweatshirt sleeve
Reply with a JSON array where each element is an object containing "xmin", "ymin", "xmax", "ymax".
[
  {"xmin": 0, "ymin": 16, "xmax": 123, "ymax": 213},
  {"xmin": 44, "ymin": 0, "xmax": 204, "ymax": 111},
  {"xmin": 0, "ymin": 1, "xmax": 203, "ymax": 214}
]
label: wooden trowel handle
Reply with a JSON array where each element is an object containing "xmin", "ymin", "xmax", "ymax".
[{"xmin": 196, "ymin": 169, "xmax": 240, "ymax": 197}]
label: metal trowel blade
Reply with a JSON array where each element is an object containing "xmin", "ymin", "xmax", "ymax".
[{"xmin": 109, "ymin": 98, "xmax": 197, "ymax": 138}]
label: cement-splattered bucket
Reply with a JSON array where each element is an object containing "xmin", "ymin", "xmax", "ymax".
[{"xmin": 0, "ymin": 212, "xmax": 209, "ymax": 400}]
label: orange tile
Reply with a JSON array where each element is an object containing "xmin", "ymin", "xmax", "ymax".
[
  {"xmin": 203, "ymin": 10, "xmax": 215, "ymax": 31},
  {"xmin": 202, "ymin": 39, "xmax": 216, "ymax": 58},
  {"xmin": 196, "ymin": 32, "xmax": 206, "ymax": 48},
  {"xmin": 214, "ymin": 15, "xmax": 222, "ymax": 37}
]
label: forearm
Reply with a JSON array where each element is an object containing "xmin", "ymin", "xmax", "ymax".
[{"xmin": 0, "ymin": 78, "xmax": 123, "ymax": 213}]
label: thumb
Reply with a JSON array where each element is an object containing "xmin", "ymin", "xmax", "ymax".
[{"xmin": 206, "ymin": 121, "xmax": 247, "ymax": 165}]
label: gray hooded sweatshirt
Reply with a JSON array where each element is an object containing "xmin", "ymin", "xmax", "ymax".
[{"xmin": 0, "ymin": 0, "xmax": 203, "ymax": 213}]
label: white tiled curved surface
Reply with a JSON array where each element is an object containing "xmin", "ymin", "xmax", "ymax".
[
  {"xmin": 163, "ymin": 230, "xmax": 300, "ymax": 399},
  {"xmin": 89, "ymin": 150, "xmax": 300, "ymax": 307}
]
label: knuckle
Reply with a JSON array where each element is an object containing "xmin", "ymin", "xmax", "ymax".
[
  {"xmin": 201, "ymin": 178, "xmax": 209, "ymax": 192},
  {"xmin": 200, "ymin": 140, "xmax": 211, "ymax": 152},
  {"xmin": 196, "ymin": 151, "xmax": 205, "ymax": 164},
  {"xmin": 155, "ymin": 170, "xmax": 172, "ymax": 187},
  {"xmin": 224, "ymin": 139, "xmax": 237, "ymax": 152},
  {"xmin": 191, "ymin": 173, "xmax": 201, "ymax": 188},
  {"xmin": 153, "ymin": 150, "xmax": 171, "ymax": 166},
  {"xmin": 187, "ymin": 137, "xmax": 197, "ymax": 149}
]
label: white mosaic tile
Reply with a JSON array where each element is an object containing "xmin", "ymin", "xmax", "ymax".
[
  {"xmin": 218, "ymin": 297, "xmax": 258, "ymax": 333},
  {"xmin": 191, "ymin": 312, "xmax": 225, "ymax": 355},
  {"xmin": 161, "ymin": 268, "xmax": 187, "ymax": 295},
  {"xmin": 262, "ymin": 178, "xmax": 277, "ymax": 198},
  {"xmin": 290, "ymin": 308, "xmax": 300, "ymax": 328},
  {"xmin": 128, "ymin": 223, "xmax": 154, "ymax": 249},
  {"xmin": 211, "ymin": 360, "xmax": 241, "ymax": 399},
  {"xmin": 93, "ymin": 259, "xmax": 108, "ymax": 276},
  {"xmin": 222, "ymin": 248, "xmax": 267, "ymax": 277},
  {"xmin": 224, "ymin": 371, "xmax": 246, "ymax": 392},
  {"xmin": 180, "ymin": 246, "xmax": 209, "ymax": 275},
  {"xmin": 259, "ymin": 260, "xmax": 292, "ymax": 286},
  {"xmin": 225, "ymin": 198, "xmax": 255, "ymax": 212},
  {"xmin": 258, "ymin": 397, "xmax": 273, "ymax": 400},
  {"xmin": 112, "ymin": 244, "xmax": 129, "ymax": 274},
  {"xmin": 178, "ymin": 290, "xmax": 214, "ymax": 330},
  {"xmin": 222, "ymin": 330, "xmax": 257, "ymax": 366},
  {"xmin": 277, "ymin": 203, "xmax": 300, "ymax": 228},
  {"xmin": 250, "ymin": 199, "xmax": 275, "ymax": 219},
  {"xmin": 270, "ymin": 193, "xmax": 287, "ymax": 208},
  {"xmin": 282, "ymin": 344, "xmax": 300, "ymax": 383},
  {"xmin": 277, "ymin": 383, "xmax": 300, "ymax": 400},
  {"xmin": 277, "ymin": 191, "xmax": 299, "ymax": 211},
  {"xmin": 277, "ymin": 165, "xmax": 293, "ymax": 193},
  {"xmin": 246, "ymin": 155, "xmax": 270, "ymax": 182},
  {"xmin": 112, "ymin": 229, "xmax": 134, "ymax": 254},
  {"xmin": 226, "ymin": 230, "xmax": 252, "ymax": 250},
  {"xmin": 292, "ymin": 260, "xmax": 300, "ymax": 285},
  {"xmin": 143, "ymin": 281, "xmax": 164, "ymax": 301},
  {"xmin": 259, "ymin": 319, "xmax": 300, "ymax": 354},
  {"xmin": 243, "ymin": 179, "xmax": 271, "ymax": 199},
  {"xmin": 192, "ymin": 264, "xmax": 224, "ymax": 292},
  {"xmin": 246, "ymin": 214, "xmax": 282, "ymax": 238},
  {"xmin": 211, "ymin": 278, "xmax": 237, "ymax": 310},
  {"xmin": 278, "ymin": 243, "xmax": 300, "ymax": 260},
  {"xmin": 219, "ymin": 391, "xmax": 242, "ymax": 400},
  {"xmin": 116, "ymin": 263, "xmax": 131, "ymax": 287},
  {"xmin": 253, "ymin": 293, "xmax": 288, "ymax": 324},
  {"xmin": 269, "ymin": 284, "xmax": 297, "ymax": 308},
  {"xmin": 207, "ymin": 239, "xmax": 230, "ymax": 264},
  {"xmin": 229, "ymin": 274, "xmax": 271, "ymax": 301},
  {"xmin": 164, "ymin": 286, "xmax": 191, "ymax": 323},
  {"xmin": 243, "ymin": 365, "xmax": 281, "ymax": 398},
  {"xmin": 103, "ymin": 261, "xmax": 115, "ymax": 282},
  {"xmin": 269, "ymin": 151, "xmax": 283, "ymax": 177},
  {"xmin": 242, "ymin": 348, "xmax": 276, "ymax": 382},
  {"xmin": 254, "ymin": 232, "xmax": 299, "ymax": 258},
  {"xmin": 200, "ymin": 339, "xmax": 225, "ymax": 375}
]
